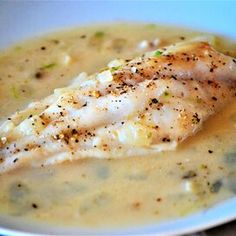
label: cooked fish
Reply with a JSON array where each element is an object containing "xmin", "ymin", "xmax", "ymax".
[{"xmin": 0, "ymin": 41, "xmax": 236, "ymax": 173}]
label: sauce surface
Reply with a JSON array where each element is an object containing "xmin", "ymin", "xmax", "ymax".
[{"xmin": 0, "ymin": 23, "xmax": 236, "ymax": 229}]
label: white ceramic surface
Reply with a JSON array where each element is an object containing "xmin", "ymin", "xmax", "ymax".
[{"xmin": 0, "ymin": 1, "xmax": 236, "ymax": 235}]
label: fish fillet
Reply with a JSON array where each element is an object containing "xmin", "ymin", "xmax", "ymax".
[{"xmin": 0, "ymin": 41, "xmax": 236, "ymax": 173}]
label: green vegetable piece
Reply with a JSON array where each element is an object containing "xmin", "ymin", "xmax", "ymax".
[
  {"xmin": 163, "ymin": 91, "xmax": 170, "ymax": 98},
  {"xmin": 146, "ymin": 23, "xmax": 157, "ymax": 29},
  {"xmin": 11, "ymin": 86, "xmax": 19, "ymax": 99},
  {"xmin": 42, "ymin": 63, "xmax": 56, "ymax": 69},
  {"xmin": 147, "ymin": 132, "xmax": 152, "ymax": 138},
  {"xmin": 210, "ymin": 180, "xmax": 222, "ymax": 193},
  {"xmin": 110, "ymin": 66, "xmax": 121, "ymax": 73},
  {"xmin": 89, "ymin": 31, "xmax": 105, "ymax": 48},
  {"xmin": 79, "ymin": 202, "xmax": 92, "ymax": 215},
  {"xmin": 93, "ymin": 192, "xmax": 110, "ymax": 206},
  {"xmin": 9, "ymin": 182, "xmax": 30, "ymax": 203},
  {"xmin": 14, "ymin": 46, "xmax": 22, "ymax": 51},
  {"xmin": 225, "ymin": 173, "xmax": 236, "ymax": 193},
  {"xmin": 96, "ymin": 166, "xmax": 110, "ymax": 179},
  {"xmin": 127, "ymin": 172, "xmax": 148, "ymax": 181},
  {"xmin": 225, "ymin": 152, "xmax": 236, "ymax": 165},
  {"xmin": 182, "ymin": 170, "xmax": 197, "ymax": 179},
  {"xmin": 154, "ymin": 50, "xmax": 163, "ymax": 57},
  {"xmin": 94, "ymin": 31, "xmax": 105, "ymax": 38}
]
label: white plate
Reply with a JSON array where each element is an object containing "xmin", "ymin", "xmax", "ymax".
[{"xmin": 0, "ymin": 1, "xmax": 236, "ymax": 235}]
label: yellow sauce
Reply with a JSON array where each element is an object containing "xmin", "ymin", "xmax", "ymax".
[{"xmin": 0, "ymin": 23, "xmax": 235, "ymax": 229}]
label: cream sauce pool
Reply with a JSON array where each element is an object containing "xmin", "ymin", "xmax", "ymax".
[{"xmin": 0, "ymin": 23, "xmax": 236, "ymax": 229}]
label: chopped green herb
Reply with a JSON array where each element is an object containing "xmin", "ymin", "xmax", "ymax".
[
  {"xmin": 224, "ymin": 152, "xmax": 236, "ymax": 165},
  {"xmin": 200, "ymin": 164, "xmax": 208, "ymax": 169},
  {"xmin": 147, "ymin": 132, "xmax": 152, "ymax": 138},
  {"xmin": 9, "ymin": 182, "xmax": 30, "ymax": 203},
  {"xmin": 146, "ymin": 23, "xmax": 157, "ymax": 29},
  {"xmin": 110, "ymin": 66, "xmax": 121, "ymax": 73},
  {"xmin": 94, "ymin": 31, "xmax": 105, "ymax": 38},
  {"xmin": 182, "ymin": 170, "xmax": 197, "ymax": 179},
  {"xmin": 89, "ymin": 31, "xmax": 105, "ymax": 48},
  {"xmin": 225, "ymin": 174, "xmax": 236, "ymax": 193},
  {"xmin": 51, "ymin": 39, "xmax": 60, "ymax": 44},
  {"xmin": 41, "ymin": 63, "xmax": 56, "ymax": 69},
  {"xmin": 127, "ymin": 173, "xmax": 148, "ymax": 181},
  {"xmin": 14, "ymin": 46, "xmax": 22, "ymax": 51},
  {"xmin": 11, "ymin": 86, "xmax": 19, "ymax": 99},
  {"xmin": 93, "ymin": 192, "xmax": 111, "ymax": 206},
  {"xmin": 210, "ymin": 180, "xmax": 222, "ymax": 193},
  {"xmin": 96, "ymin": 166, "xmax": 110, "ymax": 179},
  {"xmin": 99, "ymin": 66, "xmax": 109, "ymax": 72},
  {"xmin": 154, "ymin": 50, "xmax": 163, "ymax": 57},
  {"xmin": 163, "ymin": 91, "xmax": 170, "ymax": 97}
]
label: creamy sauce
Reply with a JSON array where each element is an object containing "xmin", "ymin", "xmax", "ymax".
[{"xmin": 0, "ymin": 23, "xmax": 236, "ymax": 229}]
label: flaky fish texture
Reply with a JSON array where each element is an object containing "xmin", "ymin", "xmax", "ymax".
[{"xmin": 0, "ymin": 41, "xmax": 236, "ymax": 173}]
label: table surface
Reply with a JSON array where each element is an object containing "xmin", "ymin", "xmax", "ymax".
[
  {"xmin": 1, "ymin": 219, "xmax": 236, "ymax": 235},
  {"xmin": 188, "ymin": 220, "xmax": 236, "ymax": 236}
]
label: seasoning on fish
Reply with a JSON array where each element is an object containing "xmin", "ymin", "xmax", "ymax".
[{"xmin": 0, "ymin": 41, "xmax": 235, "ymax": 173}]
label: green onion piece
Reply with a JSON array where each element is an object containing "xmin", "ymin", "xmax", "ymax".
[
  {"xmin": 14, "ymin": 46, "xmax": 22, "ymax": 51},
  {"xmin": 110, "ymin": 66, "xmax": 121, "ymax": 73},
  {"xmin": 163, "ymin": 91, "xmax": 170, "ymax": 97},
  {"xmin": 154, "ymin": 50, "xmax": 163, "ymax": 57},
  {"xmin": 11, "ymin": 86, "xmax": 19, "ymax": 99},
  {"xmin": 89, "ymin": 31, "xmax": 105, "ymax": 48},
  {"xmin": 146, "ymin": 24, "xmax": 157, "ymax": 29},
  {"xmin": 42, "ymin": 63, "xmax": 57, "ymax": 69},
  {"xmin": 94, "ymin": 31, "xmax": 105, "ymax": 38}
]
